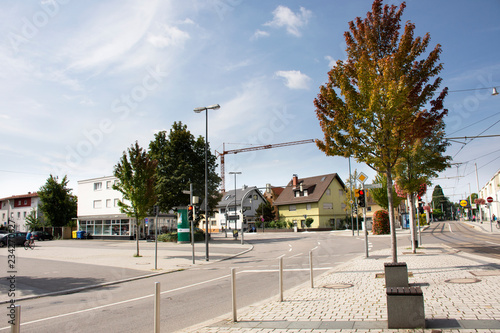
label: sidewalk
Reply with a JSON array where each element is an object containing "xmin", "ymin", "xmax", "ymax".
[
  {"xmin": 1, "ymin": 234, "xmax": 252, "ymax": 302},
  {"xmin": 186, "ymin": 231, "xmax": 500, "ymax": 332}
]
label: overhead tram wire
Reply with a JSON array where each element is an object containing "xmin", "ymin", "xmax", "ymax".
[{"xmin": 447, "ymin": 111, "xmax": 500, "ymax": 136}]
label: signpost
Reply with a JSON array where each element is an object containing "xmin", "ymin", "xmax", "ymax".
[
  {"xmin": 357, "ymin": 174, "xmax": 369, "ymax": 258},
  {"xmin": 486, "ymin": 197, "xmax": 494, "ymax": 232}
]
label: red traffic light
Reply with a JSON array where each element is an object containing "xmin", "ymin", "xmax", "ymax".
[
  {"xmin": 188, "ymin": 205, "xmax": 193, "ymax": 211},
  {"xmin": 359, "ymin": 190, "xmax": 364, "ymax": 196}
]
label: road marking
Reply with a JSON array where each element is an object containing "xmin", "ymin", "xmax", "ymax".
[
  {"xmin": 449, "ymin": 223, "xmax": 454, "ymax": 233},
  {"xmin": 289, "ymin": 253, "xmax": 303, "ymax": 258},
  {"xmin": 289, "ymin": 244, "xmax": 293, "ymax": 252},
  {"xmin": 486, "ymin": 241, "xmax": 500, "ymax": 246},
  {"xmin": 241, "ymin": 267, "xmax": 333, "ymax": 273},
  {"xmin": 1, "ymin": 274, "xmax": 232, "ymax": 329}
]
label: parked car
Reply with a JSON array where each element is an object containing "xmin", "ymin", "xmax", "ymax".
[
  {"xmin": 0, "ymin": 232, "xmax": 28, "ymax": 247},
  {"xmin": 32, "ymin": 231, "xmax": 53, "ymax": 241}
]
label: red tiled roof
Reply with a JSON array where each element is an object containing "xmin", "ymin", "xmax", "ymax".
[
  {"xmin": 0, "ymin": 192, "xmax": 39, "ymax": 201},
  {"xmin": 274, "ymin": 173, "xmax": 345, "ymax": 206}
]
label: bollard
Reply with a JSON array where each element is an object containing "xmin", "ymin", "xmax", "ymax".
[
  {"xmin": 279, "ymin": 257, "xmax": 284, "ymax": 302},
  {"xmin": 231, "ymin": 268, "xmax": 237, "ymax": 322},
  {"xmin": 309, "ymin": 251, "xmax": 314, "ymax": 288},
  {"xmin": 11, "ymin": 305, "xmax": 20, "ymax": 333},
  {"xmin": 154, "ymin": 282, "xmax": 160, "ymax": 333}
]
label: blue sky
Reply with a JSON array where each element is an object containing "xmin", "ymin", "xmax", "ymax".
[{"xmin": 0, "ymin": 0, "xmax": 499, "ymax": 204}]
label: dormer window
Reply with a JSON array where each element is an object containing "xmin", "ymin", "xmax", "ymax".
[
  {"xmin": 303, "ymin": 190, "xmax": 308, "ymax": 197},
  {"xmin": 295, "ymin": 191, "xmax": 300, "ymax": 198}
]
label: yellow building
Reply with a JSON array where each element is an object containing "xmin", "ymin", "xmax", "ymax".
[{"xmin": 274, "ymin": 173, "xmax": 346, "ymax": 229}]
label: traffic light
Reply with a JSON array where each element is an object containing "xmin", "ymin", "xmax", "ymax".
[
  {"xmin": 357, "ymin": 189, "xmax": 366, "ymax": 207},
  {"xmin": 188, "ymin": 205, "xmax": 194, "ymax": 221}
]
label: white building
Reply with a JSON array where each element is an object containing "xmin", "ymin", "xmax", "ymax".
[
  {"xmin": 215, "ymin": 185, "xmax": 267, "ymax": 232},
  {"xmin": 77, "ymin": 176, "xmax": 177, "ymax": 239},
  {"xmin": 0, "ymin": 192, "xmax": 42, "ymax": 232},
  {"xmin": 479, "ymin": 169, "xmax": 500, "ymax": 221}
]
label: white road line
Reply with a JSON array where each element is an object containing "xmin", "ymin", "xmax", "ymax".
[
  {"xmin": 486, "ymin": 241, "xmax": 500, "ymax": 246},
  {"xmin": 289, "ymin": 244, "xmax": 293, "ymax": 252},
  {"xmin": 448, "ymin": 223, "xmax": 453, "ymax": 233},
  {"xmin": 2, "ymin": 274, "xmax": 232, "ymax": 330},
  {"xmin": 241, "ymin": 267, "xmax": 333, "ymax": 273},
  {"xmin": 289, "ymin": 253, "xmax": 303, "ymax": 258}
]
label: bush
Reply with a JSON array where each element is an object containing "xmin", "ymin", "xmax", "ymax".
[
  {"xmin": 372, "ymin": 210, "xmax": 390, "ymax": 235},
  {"xmin": 157, "ymin": 232, "xmax": 177, "ymax": 242}
]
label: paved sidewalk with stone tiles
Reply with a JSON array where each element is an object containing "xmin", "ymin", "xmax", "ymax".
[{"xmin": 181, "ymin": 240, "xmax": 500, "ymax": 332}]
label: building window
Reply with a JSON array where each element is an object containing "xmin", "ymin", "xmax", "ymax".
[
  {"xmin": 106, "ymin": 199, "xmax": 111, "ymax": 208},
  {"xmin": 24, "ymin": 200, "xmax": 27, "ymax": 205},
  {"xmin": 306, "ymin": 204, "xmax": 311, "ymax": 210},
  {"xmin": 114, "ymin": 199, "xmax": 119, "ymax": 207},
  {"xmin": 18, "ymin": 212, "xmax": 21, "ymax": 218},
  {"xmin": 106, "ymin": 181, "xmax": 112, "ymax": 189},
  {"xmin": 94, "ymin": 182, "xmax": 102, "ymax": 191},
  {"xmin": 295, "ymin": 191, "xmax": 300, "ymax": 197},
  {"xmin": 289, "ymin": 205, "xmax": 296, "ymax": 211},
  {"xmin": 326, "ymin": 189, "xmax": 331, "ymax": 195},
  {"xmin": 323, "ymin": 203, "xmax": 333, "ymax": 210},
  {"xmin": 367, "ymin": 207, "xmax": 372, "ymax": 212},
  {"xmin": 93, "ymin": 200, "xmax": 102, "ymax": 209},
  {"xmin": 23, "ymin": 212, "xmax": 27, "ymax": 218},
  {"xmin": 303, "ymin": 190, "xmax": 308, "ymax": 196},
  {"xmin": 338, "ymin": 189, "xmax": 344, "ymax": 196}
]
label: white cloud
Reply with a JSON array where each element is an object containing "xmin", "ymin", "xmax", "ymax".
[
  {"xmin": 148, "ymin": 24, "xmax": 190, "ymax": 48},
  {"xmin": 325, "ymin": 55, "xmax": 336, "ymax": 68},
  {"xmin": 251, "ymin": 29, "xmax": 270, "ymax": 40},
  {"xmin": 275, "ymin": 70, "xmax": 311, "ymax": 90},
  {"xmin": 264, "ymin": 6, "xmax": 312, "ymax": 37}
]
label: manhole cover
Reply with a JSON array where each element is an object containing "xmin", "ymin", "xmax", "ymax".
[
  {"xmin": 444, "ymin": 278, "xmax": 481, "ymax": 284},
  {"xmin": 322, "ymin": 283, "xmax": 354, "ymax": 289}
]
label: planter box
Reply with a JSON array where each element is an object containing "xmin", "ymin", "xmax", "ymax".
[
  {"xmin": 384, "ymin": 262, "xmax": 409, "ymax": 288},
  {"xmin": 386, "ymin": 286, "xmax": 425, "ymax": 328}
]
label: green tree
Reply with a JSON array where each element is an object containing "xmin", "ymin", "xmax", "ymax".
[
  {"xmin": 314, "ymin": 0, "xmax": 447, "ymax": 262},
  {"xmin": 394, "ymin": 120, "xmax": 450, "ymax": 251},
  {"xmin": 25, "ymin": 209, "xmax": 45, "ymax": 231},
  {"xmin": 149, "ymin": 122, "xmax": 221, "ymax": 216},
  {"xmin": 432, "ymin": 185, "xmax": 452, "ymax": 218},
  {"xmin": 113, "ymin": 141, "xmax": 157, "ymax": 257},
  {"xmin": 38, "ymin": 175, "xmax": 77, "ymax": 227},
  {"xmin": 255, "ymin": 200, "xmax": 276, "ymax": 223},
  {"xmin": 370, "ymin": 173, "xmax": 403, "ymax": 210}
]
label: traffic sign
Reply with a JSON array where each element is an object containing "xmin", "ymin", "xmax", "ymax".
[
  {"xmin": 365, "ymin": 183, "xmax": 382, "ymax": 189},
  {"xmin": 459, "ymin": 200, "xmax": 468, "ymax": 207},
  {"xmin": 357, "ymin": 172, "xmax": 368, "ymax": 183},
  {"xmin": 487, "ymin": 196, "xmax": 493, "ymax": 203}
]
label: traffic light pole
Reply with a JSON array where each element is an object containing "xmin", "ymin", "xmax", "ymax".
[
  {"xmin": 190, "ymin": 183, "xmax": 195, "ymax": 264},
  {"xmin": 362, "ymin": 184, "xmax": 369, "ymax": 258}
]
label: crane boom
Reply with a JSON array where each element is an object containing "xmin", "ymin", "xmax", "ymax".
[{"xmin": 216, "ymin": 139, "xmax": 315, "ymax": 192}]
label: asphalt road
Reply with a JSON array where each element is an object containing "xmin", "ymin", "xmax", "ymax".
[
  {"xmin": 1, "ymin": 232, "xmax": 384, "ymax": 332},
  {"xmin": 2, "ymin": 224, "xmax": 496, "ymax": 332}
]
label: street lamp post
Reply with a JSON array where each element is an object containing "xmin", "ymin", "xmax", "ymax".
[
  {"xmin": 194, "ymin": 104, "xmax": 220, "ymax": 261},
  {"xmin": 229, "ymin": 171, "xmax": 241, "ymax": 239}
]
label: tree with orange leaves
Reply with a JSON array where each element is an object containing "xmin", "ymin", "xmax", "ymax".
[{"xmin": 314, "ymin": 0, "xmax": 448, "ymax": 262}]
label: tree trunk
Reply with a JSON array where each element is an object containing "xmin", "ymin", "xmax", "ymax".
[{"xmin": 386, "ymin": 168, "xmax": 398, "ymax": 263}]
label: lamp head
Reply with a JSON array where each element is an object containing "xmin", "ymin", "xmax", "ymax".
[{"xmin": 493, "ymin": 87, "xmax": 499, "ymax": 96}]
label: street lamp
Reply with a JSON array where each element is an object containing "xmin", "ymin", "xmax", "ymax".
[
  {"xmin": 229, "ymin": 171, "xmax": 241, "ymax": 237},
  {"xmin": 194, "ymin": 103, "xmax": 220, "ymax": 261}
]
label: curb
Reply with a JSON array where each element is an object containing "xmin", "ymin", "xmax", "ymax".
[{"xmin": 2, "ymin": 242, "xmax": 254, "ymax": 305}]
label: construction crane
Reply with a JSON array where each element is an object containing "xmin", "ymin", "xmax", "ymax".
[{"xmin": 216, "ymin": 139, "xmax": 315, "ymax": 192}]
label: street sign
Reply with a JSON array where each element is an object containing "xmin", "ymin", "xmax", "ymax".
[
  {"xmin": 145, "ymin": 218, "xmax": 149, "ymax": 226},
  {"xmin": 487, "ymin": 196, "xmax": 493, "ymax": 203},
  {"xmin": 364, "ymin": 183, "xmax": 382, "ymax": 189},
  {"xmin": 357, "ymin": 172, "xmax": 368, "ymax": 183},
  {"xmin": 459, "ymin": 200, "xmax": 468, "ymax": 207}
]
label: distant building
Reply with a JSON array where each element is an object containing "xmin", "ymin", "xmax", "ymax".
[
  {"xmin": 274, "ymin": 173, "xmax": 346, "ymax": 229},
  {"xmin": 479, "ymin": 168, "xmax": 500, "ymax": 220},
  {"xmin": 77, "ymin": 176, "xmax": 177, "ymax": 240},
  {"xmin": 215, "ymin": 185, "xmax": 267, "ymax": 232},
  {"xmin": 0, "ymin": 192, "xmax": 42, "ymax": 232},
  {"xmin": 263, "ymin": 184, "xmax": 284, "ymax": 219}
]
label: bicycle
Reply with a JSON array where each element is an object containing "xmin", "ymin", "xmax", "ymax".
[{"xmin": 24, "ymin": 239, "xmax": 35, "ymax": 250}]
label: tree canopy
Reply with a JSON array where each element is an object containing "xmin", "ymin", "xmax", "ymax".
[
  {"xmin": 38, "ymin": 175, "xmax": 77, "ymax": 227},
  {"xmin": 314, "ymin": 0, "xmax": 448, "ymax": 262},
  {"xmin": 255, "ymin": 200, "xmax": 276, "ymax": 223},
  {"xmin": 149, "ymin": 121, "xmax": 221, "ymax": 213}
]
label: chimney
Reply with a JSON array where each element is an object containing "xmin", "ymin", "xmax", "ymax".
[
  {"xmin": 266, "ymin": 183, "xmax": 271, "ymax": 193},
  {"xmin": 292, "ymin": 174, "xmax": 298, "ymax": 189}
]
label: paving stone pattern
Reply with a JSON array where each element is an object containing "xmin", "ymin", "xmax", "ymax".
[{"xmin": 185, "ymin": 243, "xmax": 500, "ymax": 332}]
